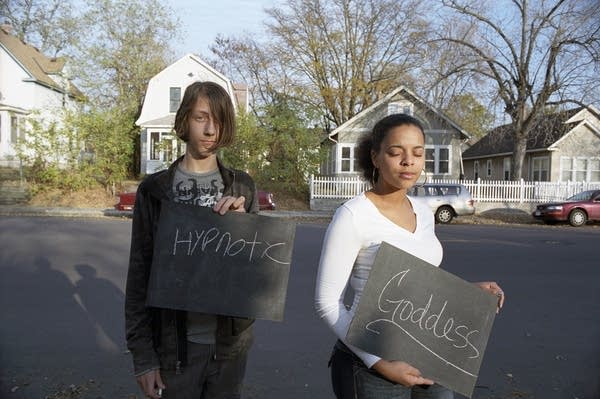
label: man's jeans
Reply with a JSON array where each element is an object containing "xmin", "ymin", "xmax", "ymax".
[
  {"xmin": 330, "ymin": 341, "xmax": 454, "ymax": 399},
  {"xmin": 160, "ymin": 342, "xmax": 249, "ymax": 399}
]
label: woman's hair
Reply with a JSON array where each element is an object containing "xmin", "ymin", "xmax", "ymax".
[
  {"xmin": 356, "ymin": 113, "xmax": 426, "ymax": 182},
  {"xmin": 173, "ymin": 81, "xmax": 235, "ymax": 148}
]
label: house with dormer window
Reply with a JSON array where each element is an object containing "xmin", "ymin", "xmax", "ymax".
[
  {"xmin": 320, "ymin": 86, "xmax": 471, "ymax": 179},
  {"xmin": 135, "ymin": 54, "xmax": 248, "ymax": 174}
]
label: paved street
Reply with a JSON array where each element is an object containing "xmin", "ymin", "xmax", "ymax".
[{"xmin": 0, "ymin": 216, "xmax": 598, "ymax": 399}]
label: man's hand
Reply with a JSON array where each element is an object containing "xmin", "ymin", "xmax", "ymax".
[
  {"xmin": 136, "ymin": 369, "xmax": 165, "ymax": 398},
  {"xmin": 372, "ymin": 359, "xmax": 434, "ymax": 387},
  {"xmin": 213, "ymin": 195, "xmax": 246, "ymax": 215}
]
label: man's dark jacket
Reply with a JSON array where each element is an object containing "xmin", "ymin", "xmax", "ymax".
[{"xmin": 125, "ymin": 156, "xmax": 258, "ymax": 376}]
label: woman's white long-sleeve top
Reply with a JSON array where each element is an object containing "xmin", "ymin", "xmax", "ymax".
[{"xmin": 314, "ymin": 192, "xmax": 443, "ymax": 368}]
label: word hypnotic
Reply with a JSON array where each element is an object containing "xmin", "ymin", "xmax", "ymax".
[{"xmin": 170, "ymin": 227, "xmax": 290, "ymax": 265}]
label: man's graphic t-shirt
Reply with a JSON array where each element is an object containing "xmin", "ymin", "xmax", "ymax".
[
  {"xmin": 172, "ymin": 165, "xmax": 224, "ymax": 344},
  {"xmin": 172, "ymin": 166, "xmax": 224, "ymax": 207}
]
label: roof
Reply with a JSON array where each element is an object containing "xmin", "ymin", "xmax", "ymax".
[
  {"xmin": 141, "ymin": 114, "xmax": 175, "ymax": 127},
  {"xmin": 329, "ymin": 86, "xmax": 471, "ymax": 140},
  {"xmin": 0, "ymin": 26, "xmax": 82, "ymax": 98},
  {"xmin": 135, "ymin": 53, "xmax": 247, "ymax": 126},
  {"xmin": 462, "ymin": 107, "xmax": 584, "ymax": 159}
]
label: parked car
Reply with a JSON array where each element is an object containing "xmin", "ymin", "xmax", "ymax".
[
  {"xmin": 408, "ymin": 183, "xmax": 475, "ymax": 223},
  {"xmin": 532, "ymin": 189, "xmax": 600, "ymax": 227},
  {"xmin": 257, "ymin": 190, "xmax": 276, "ymax": 210},
  {"xmin": 115, "ymin": 190, "xmax": 276, "ymax": 211}
]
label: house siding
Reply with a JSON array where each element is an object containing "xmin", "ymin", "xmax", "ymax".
[
  {"xmin": 327, "ymin": 89, "xmax": 468, "ymax": 180},
  {"xmin": 136, "ymin": 56, "xmax": 235, "ymax": 127},
  {"xmin": 136, "ymin": 54, "xmax": 243, "ymax": 175},
  {"xmin": 0, "ymin": 41, "xmax": 78, "ymax": 167},
  {"xmin": 464, "ymin": 156, "xmax": 507, "ymax": 180},
  {"xmin": 464, "ymin": 120, "xmax": 600, "ymax": 182},
  {"xmin": 550, "ymin": 123, "xmax": 600, "ymax": 182},
  {"xmin": 462, "ymin": 107, "xmax": 600, "ymax": 183}
]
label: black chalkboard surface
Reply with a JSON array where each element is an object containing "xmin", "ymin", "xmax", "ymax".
[
  {"xmin": 346, "ymin": 242, "xmax": 497, "ymax": 398},
  {"xmin": 146, "ymin": 201, "xmax": 296, "ymax": 321}
]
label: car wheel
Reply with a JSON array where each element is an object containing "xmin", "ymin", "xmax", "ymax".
[
  {"xmin": 435, "ymin": 206, "xmax": 454, "ymax": 223},
  {"xmin": 568, "ymin": 209, "xmax": 587, "ymax": 227}
]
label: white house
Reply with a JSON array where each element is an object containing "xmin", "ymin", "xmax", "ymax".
[
  {"xmin": 135, "ymin": 53, "xmax": 248, "ymax": 174},
  {"xmin": 0, "ymin": 25, "xmax": 81, "ymax": 167}
]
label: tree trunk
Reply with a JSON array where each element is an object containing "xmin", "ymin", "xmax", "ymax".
[{"xmin": 512, "ymin": 133, "xmax": 528, "ymax": 180}]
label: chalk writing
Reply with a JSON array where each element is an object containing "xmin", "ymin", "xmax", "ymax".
[
  {"xmin": 172, "ymin": 227, "xmax": 290, "ymax": 265},
  {"xmin": 346, "ymin": 242, "xmax": 497, "ymax": 398},
  {"xmin": 365, "ymin": 269, "xmax": 481, "ymax": 377}
]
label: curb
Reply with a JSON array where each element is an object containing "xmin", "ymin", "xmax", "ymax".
[
  {"xmin": 0, "ymin": 205, "xmax": 334, "ymax": 220},
  {"xmin": 0, "ymin": 206, "xmax": 133, "ymax": 219}
]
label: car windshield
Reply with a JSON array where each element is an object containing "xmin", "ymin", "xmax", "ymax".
[{"xmin": 567, "ymin": 191, "xmax": 594, "ymax": 201}]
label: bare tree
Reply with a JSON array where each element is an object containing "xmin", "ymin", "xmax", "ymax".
[
  {"xmin": 212, "ymin": 0, "xmax": 430, "ymax": 130},
  {"xmin": 1, "ymin": 0, "xmax": 80, "ymax": 57},
  {"xmin": 210, "ymin": 35, "xmax": 298, "ymax": 120},
  {"xmin": 268, "ymin": 0, "xmax": 432, "ymax": 128},
  {"xmin": 76, "ymin": 0, "xmax": 180, "ymax": 113},
  {"xmin": 433, "ymin": 0, "xmax": 600, "ymax": 179}
]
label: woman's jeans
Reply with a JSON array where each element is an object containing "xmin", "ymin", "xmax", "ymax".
[{"xmin": 330, "ymin": 341, "xmax": 454, "ymax": 399}]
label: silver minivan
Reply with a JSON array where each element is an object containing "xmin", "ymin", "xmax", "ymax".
[{"xmin": 409, "ymin": 183, "xmax": 475, "ymax": 223}]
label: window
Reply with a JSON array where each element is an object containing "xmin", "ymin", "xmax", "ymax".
[
  {"xmin": 591, "ymin": 159, "xmax": 600, "ymax": 181},
  {"xmin": 438, "ymin": 148, "xmax": 449, "ymax": 173},
  {"xmin": 503, "ymin": 157, "xmax": 511, "ymax": 180},
  {"xmin": 339, "ymin": 145, "xmax": 356, "ymax": 172},
  {"xmin": 10, "ymin": 116, "xmax": 18, "ymax": 142},
  {"xmin": 561, "ymin": 157, "xmax": 573, "ymax": 181},
  {"xmin": 486, "ymin": 160, "xmax": 492, "ymax": 177},
  {"xmin": 425, "ymin": 146, "xmax": 451, "ymax": 175},
  {"xmin": 169, "ymin": 87, "xmax": 181, "ymax": 113},
  {"xmin": 150, "ymin": 132, "xmax": 160, "ymax": 160},
  {"xmin": 474, "ymin": 161, "xmax": 479, "ymax": 179},
  {"xmin": 387, "ymin": 102, "xmax": 412, "ymax": 115},
  {"xmin": 150, "ymin": 132, "xmax": 177, "ymax": 162},
  {"xmin": 561, "ymin": 157, "xmax": 600, "ymax": 181},
  {"xmin": 575, "ymin": 158, "xmax": 587, "ymax": 182},
  {"xmin": 532, "ymin": 156, "xmax": 549, "ymax": 181}
]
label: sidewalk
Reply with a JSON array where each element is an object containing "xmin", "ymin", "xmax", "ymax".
[
  {"xmin": 0, "ymin": 204, "xmax": 335, "ymax": 221},
  {"xmin": 2, "ymin": 204, "xmax": 581, "ymax": 227}
]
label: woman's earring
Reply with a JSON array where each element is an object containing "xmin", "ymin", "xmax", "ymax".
[
  {"xmin": 371, "ymin": 167, "xmax": 378, "ymax": 187},
  {"xmin": 415, "ymin": 167, "xmax": 428, "ymax": 188}
]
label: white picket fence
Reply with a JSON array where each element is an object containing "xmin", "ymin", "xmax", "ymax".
[{"xmin": 309, "ymin": 175, "xmax": 600, "ymax": 203}]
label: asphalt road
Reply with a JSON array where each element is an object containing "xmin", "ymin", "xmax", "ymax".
[{"xmin": 0, "ymin": 216, "xmax": 598, "ymax": 399}]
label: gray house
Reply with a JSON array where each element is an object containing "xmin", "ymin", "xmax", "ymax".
[
  {"xmin": 462, "ymin": 107, "xmax": 600, "ymax": 182},
  {"xmin": 320, "ymin": 86, "xmax": 471, "ymax": 180}
]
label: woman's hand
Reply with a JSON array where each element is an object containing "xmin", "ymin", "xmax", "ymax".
[
  {"xmin": 136, "ymin": 369, "xmax": 165, "ymax": 398},
  {"xmin": 474, "ymin": 281, "xmax": 505, "ymax": 313},
  {"xmin": 372, "ymin": 359, "xmax": 434, "ymax": 387},
  {"xmin": 213, "ymin": 196, "xmax": 246, "ymax": 215}
]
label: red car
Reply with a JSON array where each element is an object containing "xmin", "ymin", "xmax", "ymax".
[
  {"xmin": 532, "ymin": 189, "xmax": 600, "ymax": 226},
  {"xmin": 115, "ymin": 190, "xmax": 276, "ymax": 211}
]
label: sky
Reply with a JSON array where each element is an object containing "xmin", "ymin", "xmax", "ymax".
[{"xmin": 167, "ymin": 0, "xmax": 280, "ymax": 58}]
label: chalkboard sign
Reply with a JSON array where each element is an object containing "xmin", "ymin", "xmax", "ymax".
[
  {"xmin": 346, "ymin": 242, "xmax": 497, "ymax": 398},
  {"xmin": 146, "ymin": 201, "xmax": 296, "ymax": 321}
]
